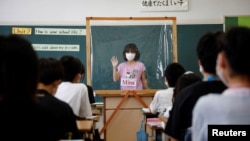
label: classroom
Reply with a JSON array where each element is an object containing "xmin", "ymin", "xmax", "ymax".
[{"xmin": 1, "ymin": 0, "xmax": 250, "ymax": 141}]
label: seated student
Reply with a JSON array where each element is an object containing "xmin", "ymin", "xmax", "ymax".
[
  {"xmin": 149, "ymin": 62, "xmax": 185, "ymax": 116},
  {"xmin": 0, "ymin": 35, "xmax": 60, "ymax": 140},
  {"xmin": 149, "ymin": 63, "xmax": 185, "ymax": 141},
  {"xmin": 163, "ymin": 71, "xmax": 202, "ymax": 119},
  {"xmin": 80, "ymin": 63, "xmax": 95, "ymax": 104},
  {"xmin": 55, "ymin": 55, "xmax": 92, "ymax": 119},
  {"xmin": 192, "ymin": 26, "xmax": 250, "ymax": 141},
  {"xmin": 164, "ymin": 31, "xmax": 227, "ymax": 141},
  {"xmin": 37, "ymin": 57, "xmax": 81, "ymax": 139}
]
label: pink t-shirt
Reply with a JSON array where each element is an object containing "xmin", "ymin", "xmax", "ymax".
[{"xmin": 117, "ymin": 61, "xmax": 146, "ymax": 90}]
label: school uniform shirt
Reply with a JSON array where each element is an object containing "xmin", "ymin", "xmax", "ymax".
[
  {"xmin": 192, "ymin": 88, "xmax": 250, "ymax": 141},
  {"xmin": 37, "ymin": 89, "xmax": 81, "ymax": 139},
  {"xmin": 0, "ymin": 101, "xmax": 60, "ymax": 141},
  {"xmin": 86, "ymin": 84, "xmax": 95, "ymax": 104},
  {"xmin": 164, "ymin": 81, "xmax": 226, "ymax": 141},
  {"xmin": 55, "ymin": 82, "xmax": 92, "ymax": 118},
  {"xmin": 149, "ymin": 87, "xmax": 174, "ymax": 115},
  {"xmin": 118, "ymin": 61, "xmax": 146, "ymax": 90}
]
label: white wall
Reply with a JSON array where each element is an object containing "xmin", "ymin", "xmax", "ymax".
[{"xmin": 0, "ymin": 0, "xmax": 250, "ymax": 25}]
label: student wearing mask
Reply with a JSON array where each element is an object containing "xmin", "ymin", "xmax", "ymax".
[
  {"xmin": 164, "ymin": 31, "xmax": 227, "ymax": 141},
  {"xmin": 149, "ymin": 62, "xmax": 185, "ymax": 141},
  {"xmin": 149, "ymin": 62, "xmax": 185, "ymax": 116},
  {"xmin": 0, "ymin": 35, "xmax": 60, "ymax": 140},
  {"xmin": 37, "ymin": 57, "xmax": 81, "ymax": 139},
  {"xmin": 192, "ymin": 26, "xmax": 250, "ymax": 141},
  {"xmin": 167, "ymin": 71, "xmax": 202, "ymax": 117},
  {"xmin": 55, "ymin": 55, "xmax": 92, "ymax": 119},
  {"xmin": 111, "ymin": 43, "xmax": 149, "ymax": 90}
]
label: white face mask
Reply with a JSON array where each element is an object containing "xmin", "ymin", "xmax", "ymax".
[
  {"xmin": 165, "ymin": 82, "xmax": 169, "ymax": 88},
  {"xmin": 216, "ymin": 66, "xmax": 228, "ymax": 86},
  {"xmin": 216, "ymin": 53, "xmax": 228, "ymax": 86},
  {"xmin": 126, "ymin": 53, "xmax": 135, "ymax": 61},
  {"xmin": 199, "ymin": 65, "xmax": 204, "ymax": 73}
]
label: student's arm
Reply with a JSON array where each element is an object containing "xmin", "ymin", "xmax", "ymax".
[
  {"xmin": 113, "ymin": 67, "xmax": 120, "ymax": 82},
  {"xmin": 111, "ymin": 56, "xmax": 120, "ymax": 81},
  {"xmin": 80, "ymin": 86, "xmax": 93, "ymax": 117},
  {"xmin": 149, "ymin": 93, "xmax": 158, "ymax": 114},
  {"xmin": 141, "ymin": 71, "xmax": 149, "ymax": 89},
  {"xmin": 86, "ymin": 85, "xmax": 95, "ymax": 104}
]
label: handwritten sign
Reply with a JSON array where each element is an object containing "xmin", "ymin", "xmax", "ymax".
[
  {"xmin": 140, "ymin": 0, "xmax": 188, "ymax": 11},
  {"xmin": 32, "ymin": 44, "xmax": 80, "ymax": 51},
  {"xmin": 35, "ymin": 28, "xmax": 86, "ymax": 35},
  {"xmin": 12, "ymin": 27, "xmax": 32, "ymax": 35}
]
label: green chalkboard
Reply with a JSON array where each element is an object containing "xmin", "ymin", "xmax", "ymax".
[
  {"xmin": 177, "ymin": 24, "xmax": 223, "ymax": 77},
  {"xmin": 0, "ymin": 25, "xmax": 87, "ymax": 83},
  {"xmin": 0, "ymin": 24, "xmax": 223, "ymax": 101},
  {"xmin": 91, "ymin": 25, "xmax": 174, "ymax": 90}
]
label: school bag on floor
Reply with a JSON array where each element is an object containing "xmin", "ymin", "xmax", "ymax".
[{"xmin": 136, "ymin": 119, "xmax": 148, "ymax": 141}]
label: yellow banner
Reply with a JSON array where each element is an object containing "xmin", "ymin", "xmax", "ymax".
[{"xmin": 12, "ymin": 27, "xmax": 32, "ymax": 35}]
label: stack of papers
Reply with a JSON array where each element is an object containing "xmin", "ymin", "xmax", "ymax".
[
  {"xmin": 146, "ymin": 118, "xmax": 162, "ymax": 128},
  {"xmin": 85, "ymin": 115, "xmax": 99, "ymax": 120}
]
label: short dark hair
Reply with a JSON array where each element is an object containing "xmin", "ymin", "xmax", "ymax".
[
  {"xmin": 0, "ymin": 35, "xmax": 38, "ymax": 103},
  {"xmin": 196, "ymin": 31, "xmax": 224, "ymax": 74},
  {"xmin": 38, "ymin": 57, "xmax": 64, "ymax": 85},
  {"xmin": 173, "ymin": 72, "xmax": 201, "ymax": 102},
  {"xmin": 219, "ymin": 26, "xmax": 250, "ymax": 76},
  {"xmin": 59, "ymin": 55, "xmax": 82, "ymax": 82},
  {"xmin": 122, "ymin": 43, "xmax": 140, "ymax": 61},
  {"xmin": 164, "ymin": 63, "xmax": 186, "ymax": 87}
]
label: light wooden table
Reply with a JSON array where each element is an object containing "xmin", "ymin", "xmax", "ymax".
[
  {"xmin": 77, "ymin": 120, "xmax": 93, "ymax": 132},
  {"xmin": 95, "ymin": 89, "xmax": 157, "ymax": 141}
]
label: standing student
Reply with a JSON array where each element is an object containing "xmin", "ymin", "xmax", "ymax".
[
  {"xmin": 55, "ymin": 55, "xmax": 92, "ymax": 119},
  {"xmin": 111, "ymin": 43, "xmax": 149, "ymax": 90},
  {"xmin": 192, "ymin": 26, "xmax": 250, "ymax": 141},
  {"xmin": 0, "ymin": 35, "xmax": 59, "ymax": 140},
  {"xmin": 164, "ymin": 31, "xmax": 227, "ymax": 141},
  {"xmin": 37, "ymin": 57, "xmax": 81, "ymax": 139},
  {"xmin": 149, "ymin": 62, "xmax": 185, "ymax": 115}
]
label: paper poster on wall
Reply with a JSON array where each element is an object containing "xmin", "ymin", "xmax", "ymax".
[{"xmin": 140, "ymin": 0, "xmax": 188, "ymax": 11}]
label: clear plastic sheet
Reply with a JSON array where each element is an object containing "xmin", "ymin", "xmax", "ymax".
[{"xmin": 89, "ymin": 20, "xmax": 174, "ymax": 90}]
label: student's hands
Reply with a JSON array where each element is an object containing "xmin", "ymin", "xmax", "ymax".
[{"xmin": 111, "ymin": 56, "xmax": 118, "ymax": 68}]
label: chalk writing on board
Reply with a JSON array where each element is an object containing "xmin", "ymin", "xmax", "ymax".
[
  {"xmin": 32, "ymin": 44, "xmax": 80, "ymax": 51},
  {"xmin": 12, "ymin": 27, "xmax": 32, "ymax": 35},
  {"xmin": 35, "ymin": 28, "xmax": 86, "ymax": 35}
]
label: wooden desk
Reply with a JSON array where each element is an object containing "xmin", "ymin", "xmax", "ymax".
[
  {"xmin": 158, "ymin": 115, "xmax": 168, "ymax": 123},
  {"xmin": 77, "ymin": 120, "xmax": 93, "ymax": 132},
  {"xmin": 91, "ymin": 102, "xmax": 104, "ymax": 115},
  {"xmin": 95, "ymin": 89, "xmax": 157, "ymax": 141}
]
